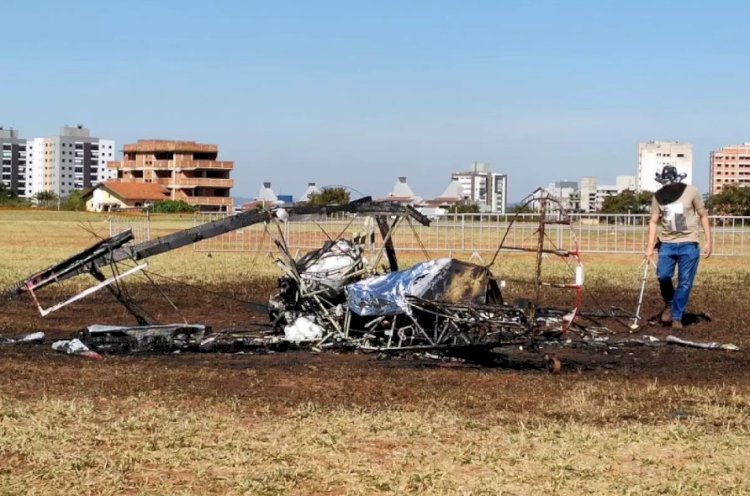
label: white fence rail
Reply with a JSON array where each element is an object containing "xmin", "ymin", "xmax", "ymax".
[{"xmin": 108, "ymin": 212, "xmax": 750, "ymax": 257}]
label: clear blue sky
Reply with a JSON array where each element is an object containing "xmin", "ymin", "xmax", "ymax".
[{"xmin": 3, "ymin": 0, "xmax": 749, "ymax": 202}]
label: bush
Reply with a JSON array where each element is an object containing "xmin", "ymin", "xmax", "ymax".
[{"xmin": 150, "ymin": 200, "xmax": 198, "ymax": 213}]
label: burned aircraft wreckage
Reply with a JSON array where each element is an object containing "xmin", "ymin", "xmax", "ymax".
[{"xmin": 4, "ymin": 194, "xmax": 643, "ymax": 365}]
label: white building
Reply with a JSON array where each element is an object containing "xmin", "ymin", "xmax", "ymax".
[
  {"xmin": 542, "ymin": 180, "xmax": 578, "ymax": 213},
  {"xmin": 451, "ymin": 162, "xmax": 508, "ymax": 214},
  {"xmin": 256, "ymin": 181, "xmax": 280, "ymax": 205},
  {"xmin": 299, "ymin": 182, "xmax": 321, "ymax": 202},
  {"xmin": 616, "ymin": 175, "xmax": 636, "ymax": 192},
  {"xmin": 25, "ymin": 125, "xmax": 116, "ymax": 198},
  {"xmin": 382, "ymin": 177, "xmax": 423, "ymax": 205},
  {"xmin": 573, "ymin": 175, "xmax": 637, "ymax": 213},
  {"xmin": 576, "ymin": 177, "xmax": 597, "ymax": 213},
  {"xmin": 636, "ymin": 141, "xmax": 692, "ymax": 192}
]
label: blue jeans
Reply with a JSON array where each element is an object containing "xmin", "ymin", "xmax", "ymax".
[{"xmin": 656, "ymin": 242, "xmax": 700, "ymax": 322}]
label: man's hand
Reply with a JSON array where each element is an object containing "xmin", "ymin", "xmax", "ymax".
[
  {"xmin": 645, "ymin": 246, "xmax": 655, "ymax": 262},
  {"xmin": 703, "ymin": 241, "xmax": 712, "ymax": 258}
]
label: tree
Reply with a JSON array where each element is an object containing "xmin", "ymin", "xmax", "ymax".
[
  {"xmin": 509, "ymin": 202, "xmax": 533, "ymax": 214},
  {"xmin": 150, "ymin": 200, "xmax": 198, "ymax": 213},
  {"xmin": 706, "ymin": 185, "xmax": 750, "ymax": 216},
  {"xmin": 33, "ymin": 190, "xmax": 58, "ymax": 209},
  {"xmin": 448, "ymin": 201, "xmax": 480, "ymax": 214},
  {"xmin": 60, "ymin": 189, "xmax": 87, "ymax": 211},
  {"xmin": 598, "ymin": 190, "xmax": 652, "ymax": 214},
  {"xmin": 0, "ymin": 182, "xmax": 10, "ymax": 201},
  {"xmin": 305, "ymin": 187, "xmax": 350, "ymax": 207}
]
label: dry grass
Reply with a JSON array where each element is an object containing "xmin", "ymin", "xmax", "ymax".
[
  {"xmin": 2, "ymin": 210, "xmax": 750, "ymax": 495},
  {"xmin": 1, "ymin": 381, "xmax": 749, "ymax": 495}
]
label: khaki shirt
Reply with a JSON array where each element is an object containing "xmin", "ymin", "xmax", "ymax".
[{"xmin": 650, "ymin": 184, "xmax": 707, "ymax": 244}]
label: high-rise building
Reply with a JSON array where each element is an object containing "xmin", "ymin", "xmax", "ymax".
[
  {"xmin": 709, "ymin": 144, "xmax": 750, "ymax": 195},
  {"xmin": 451, "ymin": 162, "xmax": 507, "ymax": 213},
  {"xmin": 0, "ymin": 127, "xmax": 29, "ymax": 197},
  {"xmin": 26, "ymin": 125, "xmax": 116, "ymax": 198},
  {"xmin": 108, "ymin": 139, "xmax": 233, "ymax": 212},
  {"xmin": 636, "ymin": 141, "xmax": 692, "ymax": 192}
]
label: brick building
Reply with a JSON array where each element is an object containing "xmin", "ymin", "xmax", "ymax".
[
  {"xmin": 710, "ymin": 143, "xmax": 750, "ymax": 195},
  {"xmin": 109, "ymin": 140, "xmax": 233, "ymax": 212}
]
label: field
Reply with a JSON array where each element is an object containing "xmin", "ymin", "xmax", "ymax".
[{"xmin": 1, "ymin": 210, "xmax": 750, "ymax": 495}]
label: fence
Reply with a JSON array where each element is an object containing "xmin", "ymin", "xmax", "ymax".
[{"xmin": 108, "ymin": 212, "xmax": 750, "ymax": 257}]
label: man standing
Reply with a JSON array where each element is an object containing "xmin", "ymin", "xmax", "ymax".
[{"xmin": 645, "ymin": 165, "xmax": 712, "ymax": 329}]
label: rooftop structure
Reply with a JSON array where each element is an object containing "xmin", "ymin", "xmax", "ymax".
[
  {"xmin": 256, "ymin": 181, "xmax": 280, "ymax": 204},
  {"xmin": 381, "ymin": 177, "xmax": 423, "ymax": 205},
  {"xmin": 299, "ymin": 182, "xmax": 321, "ymax": 202}
]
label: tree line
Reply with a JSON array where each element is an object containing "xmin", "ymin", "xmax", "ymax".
[
  {"xmin": 4, "ymin": 182, "xmax": 750, "ymax": 216},
  {"xmin": 598, "ymin": 186, "xmax": 750, "ymax": 216}
]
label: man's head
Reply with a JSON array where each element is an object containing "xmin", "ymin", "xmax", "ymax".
[{"xmin": 655, "ymin": 165, "xmax": 687, "ymax": 185}]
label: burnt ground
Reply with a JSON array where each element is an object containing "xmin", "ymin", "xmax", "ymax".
[{"xmin": 1, "ymin": 277, "xmax": 750, "ymax": 409}]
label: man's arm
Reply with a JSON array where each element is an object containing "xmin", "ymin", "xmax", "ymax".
[
  {"xmin": 693, "ymin": 188, "xmax": 712, "ymax": 258},
  {"xmin": 700, "ymin": 212, "xmax": 712, "ymax": 258},
  {"xmin": 645, "ymin": 210, "xmax": 660, "ymax": 261}
]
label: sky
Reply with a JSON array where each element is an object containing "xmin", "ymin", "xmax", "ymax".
[{"xmin": 3, "ymin": 0, "xmax": 750, "ymax": 202}]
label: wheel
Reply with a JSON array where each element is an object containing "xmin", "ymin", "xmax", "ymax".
[{"xmin": 547, "ymin": 356, "xmax": 561, "ymax": 374}]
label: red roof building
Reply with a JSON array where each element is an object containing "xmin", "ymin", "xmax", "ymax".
[{"xmin": 83, "ymin": 180, "xmax": 169, "ymax": 212}]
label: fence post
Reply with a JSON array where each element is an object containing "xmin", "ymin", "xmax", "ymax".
[{"xmin": 461, "ymin": 215, "xmax": 465, "ymax": 251}]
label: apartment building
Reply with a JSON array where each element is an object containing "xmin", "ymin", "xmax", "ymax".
[
  {"xmin": 709, "ymin": 144, "xmax": 750, "ymax": 195},
  {"xmin": 0, "ymin": 127, "xmax": 29, "ymax": 197},
  {"xmin": 451, "ymin": 162, "xmax": 508, "ymax": 214},
  {"xmin": 109, "ymin": 139, "xmax": 233, "ymax": 212},
  {"xmin": 26, "ymin": 125, "xmax": 116, "ymax": 198},
  {"xmin": 636, "ymin": 140, "xmax": 692, "ymax": 192}
]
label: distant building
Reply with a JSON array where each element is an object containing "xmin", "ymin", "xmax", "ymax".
[
  {"xmin": 616, "ymin": 175, "xmax": 636, "ymax": 192},
  {"xmin": 575, "ymin": 175, "xmax": 637, "ymax": 213},
  {"xmin": 541, "ymin": 175, "xmax": 637, "ymax": 213},
  {"xmin": 25, "ymin": 125, "xmax": 116, "ymax": 199},
  {"xmin": 83, "ymin": 180, "xmax": 169, "ymax": 212},
  {"xmin": 381, "ymin": 177, "xmax": 423, "ymax": 205},
  {"xmin": 451, "ymin": 162, "xmax": 507, "ymax": 213},
  {"xmin": 543, "ymin": 180, "xmax": 578, "ymax": 213},
  {"xmin": 299, "ymin": 182, "xmax": 321, "ymax": 202},
  {"xmin": 709, "ymin": 143, "xmax": 750, "ymax": 195},
  {"xmin": 636, "ymin": 141, "xmax": 692, "ymax": 192},
  {"xmin": 256, "ymin": 182, "xmax": 279, "ymax": 204},
  {"xmin": 577, "ymin": 177, "xmax": 598, "ymax": 213},
  {"xmin": 241, "ymin": 182, "xmax": 283, "ymax": 210},
  {"xmin": 422, "ymin": 180, "xmax": 464, "ymax": 217},
  {"xmin": 0, "ymin": 127, "xmax": 29, "ymax": 197},
  {"xmin": 108, "ymin": 139, "xmax": 233, "ymax": 212}
]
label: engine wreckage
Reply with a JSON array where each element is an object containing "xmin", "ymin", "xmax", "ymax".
[{"xmin": 5, "ymin": 193, "xmax": 736, "ymax": 366}]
